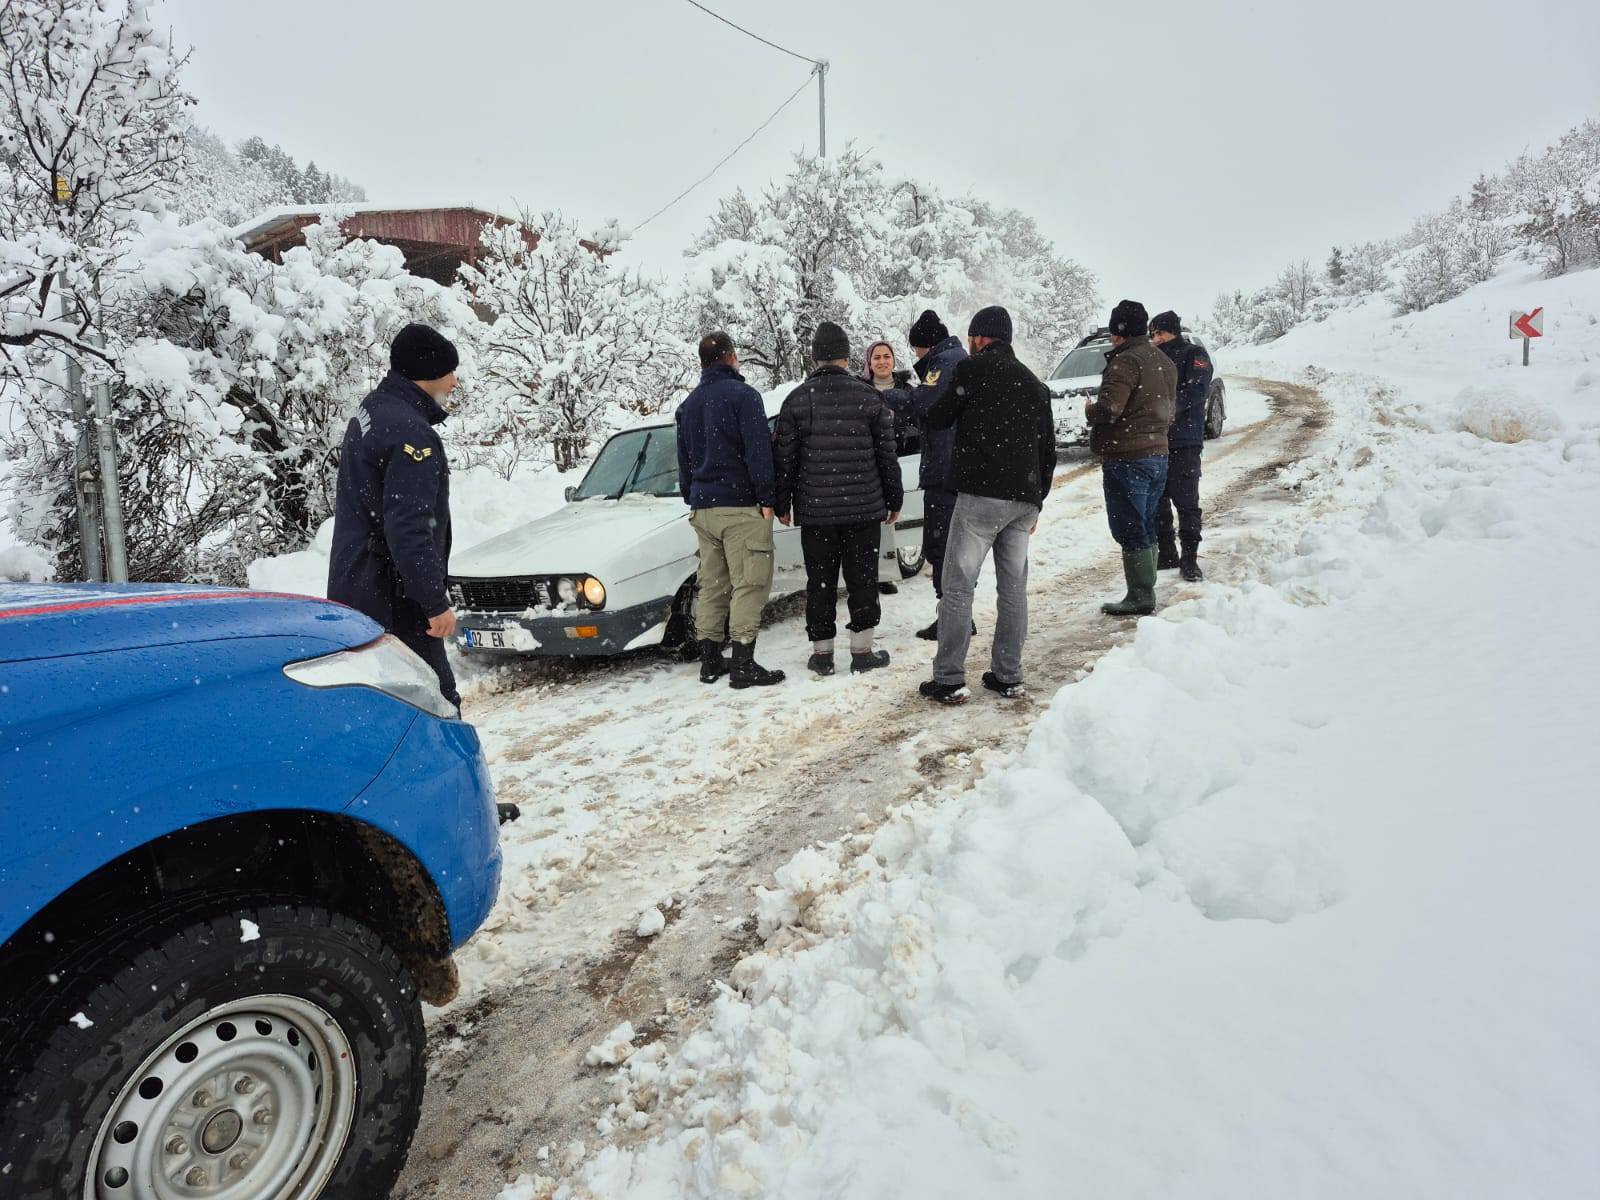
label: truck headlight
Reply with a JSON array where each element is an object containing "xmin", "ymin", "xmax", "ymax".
[
  {"xmin": 283, "ymin": 635, "xmax": 457, "ymax": 719},
  {"xmin": 556, "ymin": 578, "xmax": 578, "ymax": 605},
  {"xmin": 581, "ymin": 577, "xmax": 606, "ymax": 608}
]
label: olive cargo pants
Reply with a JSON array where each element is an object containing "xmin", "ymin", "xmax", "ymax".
[{"xmin": 689, "ymin": 506, "xmax": 776, "ymax": 645}]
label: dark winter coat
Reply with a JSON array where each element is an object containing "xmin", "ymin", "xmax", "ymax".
[
  {"xmin": 1159, "ymin": 336, "xmax": 1215, "ymax": 450},
  {"xmin": 881, "ymin": 334, "xmax": 967, "ymax": 493},
  {"xmin": 1087, "ymin": 335, "xmax": 1178, "ymax": 460},
  {"xmin": 328, "ymin": 371, "xmax": 453, "ymax": 635},
  {"xmin": 774, "ymin": 365, "xmax": 903, "ymax": 526},
  {"xmin": 675, "ymin": 363, "xmax": 777, "ymax": 509},
  {"xmin": 926, "ymin": 341, "xmax": 1057, "ymax": 509}
]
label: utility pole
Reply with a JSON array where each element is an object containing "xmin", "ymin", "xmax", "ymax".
[
  {"xmin": 90, "ymin": 331, "xmax": 129, "ymax": 582},
  {"xmin": 57, "ymin": 270, "xmax": 106, "ymax": 581},
  {"xmin": 816, "ymin": 60, "xmax": 829, "ymax": 157}
]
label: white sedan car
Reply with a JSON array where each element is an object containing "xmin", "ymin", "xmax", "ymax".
[{"xmin": 448, "ymin": 414, "xmax": 926, "ymax": 658}]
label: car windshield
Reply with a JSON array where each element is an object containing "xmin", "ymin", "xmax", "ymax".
[
  {"xmin": 571, "ymin": 427, "xmax": 680, "ymax": 500},
  {"xmin": 1050, "ymin": 345, "xmax": 1111, "ymax": 380}
]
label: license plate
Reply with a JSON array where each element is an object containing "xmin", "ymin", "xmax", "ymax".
[{"xmin": 462, "ymin": 627, "xmax": 536, "ymax": 651}]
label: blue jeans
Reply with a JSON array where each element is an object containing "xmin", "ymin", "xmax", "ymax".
[
  {"xmin": 1102, "ymin": 456, "xmax": 1169, "ymax": 551},
  {"xmin": 932, "ymin": 494, "xmax": 1039, "ymax": 686}
]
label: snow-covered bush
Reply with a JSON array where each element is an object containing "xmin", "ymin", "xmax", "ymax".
[{"xmin": 454, "ymin": 213, "xmax": 696, "ymax": 475}]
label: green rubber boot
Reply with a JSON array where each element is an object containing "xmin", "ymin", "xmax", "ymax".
[{"xmin": 1101, "ymin": 547, "xmax": 1158, "ymax": 616}]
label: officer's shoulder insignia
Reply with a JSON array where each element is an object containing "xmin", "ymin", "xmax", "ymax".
[
  {"xmin": 924, "ymin": 369, "xmax": 941, "ymax": 385},
  {"xmin": 401, "ymin": 443, "xmax": 433, "ymax": 462}
]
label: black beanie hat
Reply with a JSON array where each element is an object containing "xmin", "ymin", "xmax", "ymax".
[
  {"xmin": 1109, "ymin": 300, "xmax": 1148, "ymax": 338},
  {"xmin": 812, "ymin": 320, "xmax": 850, "ymax": 363},
  {"xmin": 967, "ymin": 305, "xmax": 1013, "ymax": 342},
  {"xmin": 908, "ymin": 309, "xmax": 948, "ymax": 349},
  {"xmin": 391, "ymin": 323, "xmax": 460, "ymax": 382},
  {"xmin": 1150, "ymin": 310, "xmax": 1182, "ymax": 336}
]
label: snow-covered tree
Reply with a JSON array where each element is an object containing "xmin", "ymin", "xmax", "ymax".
[
  {"xmin": 0, "ymin": 0, "xmax": 190, "ymax": 368},
  {"xmin": 454, "ymin": 212, "xmax": 696, "ymax": 475},
  {"xmin": 685, "ymin": 149, "xmax": 1097, "ymax": 385}
]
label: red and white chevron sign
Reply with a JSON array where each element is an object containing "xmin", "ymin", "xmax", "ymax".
[{"xmin": 1509, "ymin": 307, "xmax": 1544, "ymax": 339}]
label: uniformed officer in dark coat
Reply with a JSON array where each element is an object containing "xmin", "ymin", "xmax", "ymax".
[
  {"xmin": 1149, "ymin": 311, "xmax": 1214, "ymax": 582},
  {"xmin": 328, "ymin": 323, "xmax": 462, "ymax": 708}
]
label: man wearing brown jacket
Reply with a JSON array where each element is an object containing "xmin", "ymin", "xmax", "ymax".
[{"xmin": 1085, "ymin": 299, "xmax": 1177, "ymax": 616}]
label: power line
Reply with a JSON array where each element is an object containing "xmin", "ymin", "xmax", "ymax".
[
  {"xmin": 631, "ymin": 71, "xmax": 816, "ymax": 234},
  {"xmin": 682, "ymin": 0, "xmax": 821, "ymax": 67}
]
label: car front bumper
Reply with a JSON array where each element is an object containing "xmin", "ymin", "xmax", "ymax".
[
  {"xmin": 345, "ymin": 714, "xmax": 501, "ymax": 952},
  {"xmin": 455, "ymin": 594, "xmax": 676, "ymax": 658}
]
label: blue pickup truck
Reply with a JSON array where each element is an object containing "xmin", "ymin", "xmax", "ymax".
[{"xmin": 0, "ymin": 584, "xmax": 501, "ymax": 1199}]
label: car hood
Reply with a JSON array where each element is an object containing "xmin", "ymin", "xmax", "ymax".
[
  {"xmin": 1046, "ymin": 373, "xmax": 1103, "ymax": 398},
  {"xmin": 0, "ymin": 583, "xmax": 379, "ymax": 663},
  {"xmin": 450, "ymin": 495, "xmax": 687, "ymax": 579}
]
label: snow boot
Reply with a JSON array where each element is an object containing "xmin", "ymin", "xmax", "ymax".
[
  {"xmin": 807, "ymin": 640, "xmax": 836, "ymax": 676},
  {"xmin": 981, "ymin": 671, "xmax": 1027, "ymax": 700},
  {"xmin": 851, "ymin": 650, "xmax": 891, "ymax": 673},
  {"xmin": 729, "ymin": 640, "xmax": 786, "ymax": 689},
  {"xmin": 1157, "ymin": 537, "xmax": 1181, "ymax": 571},
  {"xmin": 698, "ymin": 639, "xmax": 730, "ymax": 684},
  {"xmin": 1101, "ymin": 548, "xmax": 1157, "ymax": 617},
  {"xmin": 1179, "ymin": 540, "xmax": 1204, "ymax": 583},
  {"xmin": 919, "ymin": 680, "xmax": 970, "ymax": 705},
  {"xmin": 916, "ymin": 616, "xmax": 976, "ymax": 641}
]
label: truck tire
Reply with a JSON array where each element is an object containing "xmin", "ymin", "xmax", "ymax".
[{"xmin": 0, "ymin": 895, "xmax": 425, "ymax": 1200}]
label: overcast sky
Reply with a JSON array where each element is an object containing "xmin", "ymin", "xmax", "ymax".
[{"xmin": 167, "ymin": 0, "xmax": 1599, "ymax": 331}]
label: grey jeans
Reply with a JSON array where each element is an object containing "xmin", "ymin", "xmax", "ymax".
[{"xmin": 932, "ymin": 493, "xmax": 1039, "ymax": 686}]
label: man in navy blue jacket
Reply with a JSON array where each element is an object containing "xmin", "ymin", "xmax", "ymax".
[
  {"xmin": 1150, "ymin": 311, "xmax": 1214, "ymax": 582},
  {"xmin": 882, "ymin": 309, "xmax": 967, "ymax": 639},
  {"xmin": 329, "ymin": 323, "xmax": 461, "ymax": 707},
  {"xmin": 675, "ymin": 332, "xmax": 785, "ymax": 689}
]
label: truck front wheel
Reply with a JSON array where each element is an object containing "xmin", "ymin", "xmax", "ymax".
[{"xmin": 0, "ymin": 897, "xmax": 425, "ymax": 1200}]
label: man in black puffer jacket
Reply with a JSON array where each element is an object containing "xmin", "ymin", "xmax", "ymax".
[
  {"xmin": 882, "ymin": 309, "xmax": 967, "ymax": 639},
  {"xmin": 775, "ymin": 321, "xmax": 904, "ymax": 677}
]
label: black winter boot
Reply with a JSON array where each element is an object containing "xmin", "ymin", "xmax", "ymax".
[
  {"xmin": 698, "ymin": 639, "xmax": 730, "ymax": 684},
  {"xmin": 729, "ymin": 640, "xmax": 786, "ymax": 689},
  {"xmin": 1156, "ymin": 537, "xmax": 1181, "ymax": 571},
  {"xmin": 851, "ymin": 650, "xmax": 891, "ymax": 673},
  {"xmin": 916, "ymin": 617, "xmax": 940, "ymax": 641},
  {"xmin": 807, "ymin": 651, "xmax": 836, "ymax": 676},
  {"xmin": 1179, "ymin": 541, "xmax": 1204, "ymax": 583}
]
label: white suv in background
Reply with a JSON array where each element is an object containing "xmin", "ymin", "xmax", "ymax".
[{"xmin": 1044, "ymin": 327, "xmax": 1227, "ymax": 446}]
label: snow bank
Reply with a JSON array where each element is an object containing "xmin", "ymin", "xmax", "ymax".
[{"xmin": 505, "ymin": 267, "xmax": 1600, "ymax": 1199}]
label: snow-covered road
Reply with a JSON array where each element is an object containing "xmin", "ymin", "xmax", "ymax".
[{"xmin": 393, "ymin": 379, "xmax": 1327, "ymax": 1197}]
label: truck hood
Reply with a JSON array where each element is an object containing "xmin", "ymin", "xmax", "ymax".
[
  {"xmin": 1046, "ymin": 373, "xmax": 1102, "ymax": 398},
  {"xmin": 450, "ymin": 495, "xmax": 687, "ymax": 579}
]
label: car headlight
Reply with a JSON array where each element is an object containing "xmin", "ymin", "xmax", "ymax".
[
  {"xmin": 283, "ymin": 634, "xmax": 457, "ymax": 719},
  {"xmin": 581, "ymin": 577, "xmax": 606, "ymax": 608},
  {"xmin": 556, "ymin": 577, "xmax": 578, "ymax": 605}
]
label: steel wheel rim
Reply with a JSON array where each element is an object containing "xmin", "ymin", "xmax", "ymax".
[
  {"xmin": 84, "ymin": 994, "xmax": 357, "ymax": 1200},
  {"xmin": 896, "ymin": 544, "xmax": 925, "ymax": 575}
]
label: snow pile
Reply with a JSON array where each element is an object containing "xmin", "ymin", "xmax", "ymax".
[
  {"xmin": 502, "ymin": 267, "xmax": 1600, "ymax": 1199},
  {"xmin": 584, "ymin": 1023, "xmax": 638, "ymax": 1069}
]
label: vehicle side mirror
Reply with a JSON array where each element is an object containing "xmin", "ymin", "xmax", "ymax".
[{"xmin": 563, "ymin": 486, "xmax": 578, "ymax": 503}]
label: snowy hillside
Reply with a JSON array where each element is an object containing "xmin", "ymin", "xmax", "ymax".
[{"xmin": 504, "ymin": 266, "xmax": 1600, "ymax": 1198}]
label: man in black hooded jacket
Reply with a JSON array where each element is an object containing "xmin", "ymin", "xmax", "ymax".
[{"xmin": 328, "ymin": 323, "xmax": 461, "ymax": 708}]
